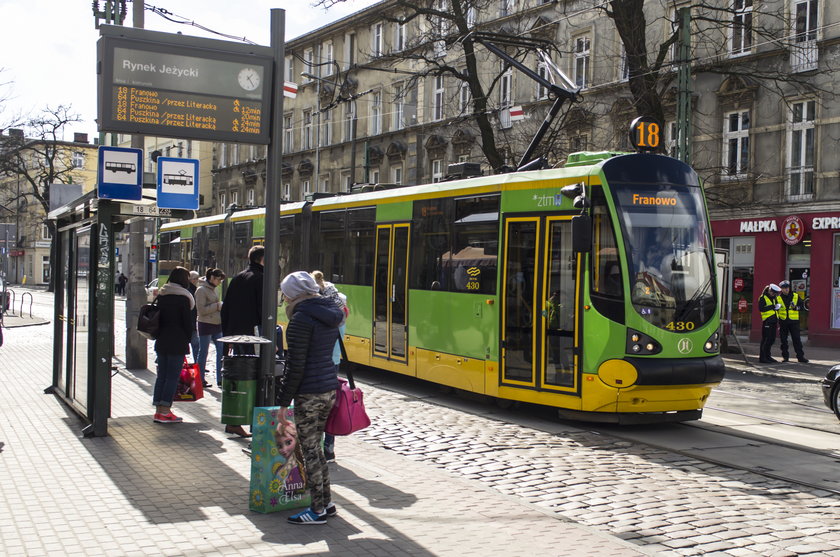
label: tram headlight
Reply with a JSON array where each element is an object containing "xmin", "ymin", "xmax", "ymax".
[
  {"xmin": 704, "ymin": 330, "xmax": 721, "ymax": 353},
  {"xmin": 626, "ymin": 329, "xmax": 662, "ymax": 355}
]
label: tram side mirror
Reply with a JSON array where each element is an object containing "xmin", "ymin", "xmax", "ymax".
[{"xmin": 572, "ymin": 214, "xmax": 592, "ymax": 254}]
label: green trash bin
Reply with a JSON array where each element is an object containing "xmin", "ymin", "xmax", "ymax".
[{"xmin": 221, "ymin": 355, "xmax": 259, "ymax": 426}]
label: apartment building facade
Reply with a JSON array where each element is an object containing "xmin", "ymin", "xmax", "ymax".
[{"xmin": 210, "ymin": 0, "xmax": 840, "ymax": 345}]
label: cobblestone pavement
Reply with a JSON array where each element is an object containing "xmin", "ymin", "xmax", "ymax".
[{"xmin": 355, "ymin": 379, "xmax": 840, "ymax": 556}]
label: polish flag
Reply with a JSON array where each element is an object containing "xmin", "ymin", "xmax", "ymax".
[
  {"xmin": 509, "ymin": 105, "xmax": 525, "ymax": 122},
  {"xmin": 283, "ymin": 81, "xmax": 298, "ymax": 98}
]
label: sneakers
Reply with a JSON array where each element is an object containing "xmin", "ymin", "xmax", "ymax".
[
  {"xmin": 798, "ymin": 357, "xmax": 810, "ymax": 363},
  {"xmin": 288, "ymin": 508, "xmax": 327, "ymax": 525},
  {"xmin": 324, "ymin": 502, "xmax": 338, "ymax": 517},
  {"xmin": 324, "ymin": 450, "xmax": 336, "ymax": 462},
  {"xmin": 153, "ymin": 412, "xmax": 183, "ymax": 423}
]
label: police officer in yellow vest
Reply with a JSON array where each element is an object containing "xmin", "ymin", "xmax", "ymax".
[
  {"xmin": 777, "ymin": 280, "xmax": 808, "ymax": 363},
  {"xmin": 758, "ymin": 284, "xmax": 782, "ymax": 363}
]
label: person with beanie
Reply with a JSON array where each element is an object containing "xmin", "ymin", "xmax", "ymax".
[
  {"xmin": 152, "ymin": 266, "xmax": 195, "ymax": 423},
  {"xmin": 758, "ymin": 283, "xmax": 782, "ymax": 364},
  {"xmin": 276, "ymin": 271, "xmax": 344, "ymax": 525}
]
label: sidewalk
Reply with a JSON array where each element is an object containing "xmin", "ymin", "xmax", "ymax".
[
  {"xmin": 721, "ymin": 337, "xmax": 838, "ymax": 383},
  {"xmin": 0, "ymin": 321, "xmax": 643, "ymax": 555}
]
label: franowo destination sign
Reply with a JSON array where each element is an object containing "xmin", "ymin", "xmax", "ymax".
[{"xmin": 97, "ymin": 25, "xmax": 273, "ymax": 144}]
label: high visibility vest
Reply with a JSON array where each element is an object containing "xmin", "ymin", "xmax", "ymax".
[
  {"xmin": 777, "ymin": 292, "xmax": 801, "ymax": 321},
  {"xmin": 760, "ymin": 295, "xmax": 777, "ymax": 321}
]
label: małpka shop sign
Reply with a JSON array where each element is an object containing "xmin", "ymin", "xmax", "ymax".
[{"xmin": 97, "ymin": 25, "xmax": 273, "ymax": 144}]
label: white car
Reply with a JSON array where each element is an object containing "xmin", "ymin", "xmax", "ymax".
[{"xmin": 145, "ymin": 278, "xmax": 159, "ymax": 302}]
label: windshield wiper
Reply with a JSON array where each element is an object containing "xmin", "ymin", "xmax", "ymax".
[{"xmin": 673, "ymin": 275, "xmax": 713, "ymax": 323}]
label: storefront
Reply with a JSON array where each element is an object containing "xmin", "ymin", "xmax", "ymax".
[{"xmin": 712, "ymin": 212, "xmax": 840, "ymax": 347}]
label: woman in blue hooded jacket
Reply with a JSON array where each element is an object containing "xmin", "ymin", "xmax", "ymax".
[{"xmin": 276, "ymin": 271, "xmax": 344, "ymax": 525}]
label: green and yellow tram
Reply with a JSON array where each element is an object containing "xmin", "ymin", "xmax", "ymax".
[{"xmin": 158, "ymin": 150, "xmax": 723, "ymax": 423}]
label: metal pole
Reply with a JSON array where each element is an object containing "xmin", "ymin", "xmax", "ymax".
[
  {"xmin": 349, "ymin": 107, "xmax": 357, "ymax": 189},
  {"xmin": 676, "ymin": 7, "xmax": 692, "ymax": 164},
  {"xmin": 15, "ymin": 177, "xmax": 19, "ymax": 283},
  {"xmin": 125, "ymin": 0, "xmax": 147, "ymax": 370},
  {"xmin": 259, "ymin": 9, "xmax": 286, "ymax": 406}
]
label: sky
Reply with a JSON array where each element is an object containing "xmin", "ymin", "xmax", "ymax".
[{"xmin": 0, "ymin": 0, "xmax": 379, "ymax": 140}]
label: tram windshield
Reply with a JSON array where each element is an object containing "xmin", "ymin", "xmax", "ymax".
[{"xmin": 613, "ymin": 183, "xmax": 715, "ymax": 332}]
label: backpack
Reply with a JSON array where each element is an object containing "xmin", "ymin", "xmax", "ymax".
[{"xmin": 137, "ymin": 299, "xmax": 160, "ymax": 340}]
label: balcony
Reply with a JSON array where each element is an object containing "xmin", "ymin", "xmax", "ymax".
[
  {"xmin": 786, "ymin": 166, "xmax": 815, "ymax": 201},
  {"xmin": 790, "ymin": 40, "xmax": 818, "ymax": 73}
]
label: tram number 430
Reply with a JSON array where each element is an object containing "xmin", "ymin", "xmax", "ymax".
[
  {"xmin": 629, "ymin": 116, "xmax": 661, "ymax": 152},
  {"xmin": 665, "ymin": 321, "xmax": 695, "ymax": 331}
]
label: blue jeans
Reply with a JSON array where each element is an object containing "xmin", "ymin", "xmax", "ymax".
[
  {"xmin": 198, "ymin": 331, "xmax": 224, "ymax": 384},
  {"xmin": 153, "ymin": 352, "xmax": 184, "ymax": 408},
  {"xmin": 189, "ymin": 331, "xmax": 200, "ymax": 364}
]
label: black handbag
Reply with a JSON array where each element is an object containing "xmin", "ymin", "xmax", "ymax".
[{"xmin": 137, "ymin": 299, "xmax": 160, "ymax": 339}]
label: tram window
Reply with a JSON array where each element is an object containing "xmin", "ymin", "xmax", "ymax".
[
  {"xmin": 412, "ymin": 198, "xmax": 453, "ymax": 290},
  {"xmin": 317, "ymin": 210, "xmax": 346, "ymax": 282},
  {"xmin": 346, "ymin": 207, "xmax": 375, "ymax": 285},
  {"xmin": 590, "ymin": 187, "xmax": 625, "ymax": 323},
  {"xmin": 233, "ymin": 221, "xmax": 252, "ymax": 268},
  {"xmin": 206, "ymin": 225, "xmax": 220, "ymax": 270},
  {"xmin": 278, "ymin": 215, "xmax": 299, "ymax": 275},
  {"xmin": 191, "ymin": 227, "xmax": 205, "ymax": 271},
  {"xmin": 159, "ymin": 232, "xmax": 175, "ymax": 262},
  {"xmin": 451, "ymin": 195, "xmax": 499, "ymax": 294}
]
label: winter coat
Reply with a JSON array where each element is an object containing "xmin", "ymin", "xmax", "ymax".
[
  {"xmin": 221, "ymin": 263, "xmax": 263, "ymax": 335},
  {"xmin": 276, "ymin": 297, "xmax": 344, "ymax": 407},
  {"xmin": 195, "ymin": 277, "xmax": 222, "ymax": 325},
  {"xmin": 154, "ymin": 283, "xmax": 194, "ymax": 355}
]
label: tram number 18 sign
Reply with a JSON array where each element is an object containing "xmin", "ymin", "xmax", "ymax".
[{"xmin": 629, "ymin": 116, "xmax": 662, "ymax": 153}]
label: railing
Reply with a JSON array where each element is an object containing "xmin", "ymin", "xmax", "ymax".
[
  {"xmin": 2, "ymin": 289, "xmax": 16, "ymax": 316},
  {"xmin": 20, "ymin": 292, "xmax": 33, "ymax": 318},
  {"xmin": 790, "ymin": 40, "xmax": 818, "ymax": 73}
]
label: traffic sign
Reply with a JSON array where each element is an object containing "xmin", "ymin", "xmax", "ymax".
[
  {"xmin": 98, "ymin": 146, "xmax": 143, "ymax": 200},
  {"xmin": 156, "ymin": 157, "xmax": 199, "ymax": 210}
]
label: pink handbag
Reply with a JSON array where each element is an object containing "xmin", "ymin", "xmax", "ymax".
[{"xmin": 325, "ymin": 338, "xmax": 371, "ymax": 435}]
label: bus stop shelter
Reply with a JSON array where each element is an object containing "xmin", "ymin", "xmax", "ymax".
[{"xmin": 48, "ymin": 191, "xmax": 192, "ymax": 437}]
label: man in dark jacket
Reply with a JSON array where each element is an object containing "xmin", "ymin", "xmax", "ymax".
[
  {"xmin": 276, "ymin": 271, "xmax": 343, "ymax": 525},
  {"xmin": 221, "ymin": 245, "xmax": 265, "ymax": 346}
]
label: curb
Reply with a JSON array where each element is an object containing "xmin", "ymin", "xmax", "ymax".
[{"xmin": 722, "ymin": 358, "xmax": 824, "ymax": 383}]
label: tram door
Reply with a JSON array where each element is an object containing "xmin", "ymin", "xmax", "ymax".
[
  {"xmin": 501, "ymin": 216, "xmax": 577, "ymax": 390},
  {"xmin": 373, "ymin": 224, "xmax": 410, "ymax": 363}
]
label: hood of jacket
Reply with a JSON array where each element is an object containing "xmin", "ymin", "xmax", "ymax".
[
  {"xmin": 196, "ymin": 276, "xmax": 215, "ymax": 294},
  {"xmin": 293, "ymin": 296, "xmax": 344, "ymax": 328},
  {"xmin": 158, "ymin": 281, "xmax": 195, "ymax": 309}
]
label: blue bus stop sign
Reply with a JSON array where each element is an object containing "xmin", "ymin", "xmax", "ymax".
[
  {"xmin": 97, "ymin": 146, "xmax": 143, "ymax": 201},
  {"xmin": 157, "ymin": 157, "xmax": 199, "ymax": 210}
]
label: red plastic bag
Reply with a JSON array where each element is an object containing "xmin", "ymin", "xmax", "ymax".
[{"xmin": 175, "ymin": 359, "xmax": 203, "ymax": 401}]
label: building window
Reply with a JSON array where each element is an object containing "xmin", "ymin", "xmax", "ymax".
[
  {"xmin": 573, "ymin": 35, "xmax": 590, "ymax": 88},
  {"xmin": 499, "ymin": 64, "xmax": 512, "ymax": 129},
  {"xmin": 344, "ymin": 101, "xmax": 356, "ymax": 142},
  {"xmin": 231, "ymin": 190, "xmax": 239, "ymax": 205},
  {"xmin": 788, "ymin": 99, "xmax": 815, "ymax": 198},
  {"xmin": 371, "ymin": 91, "xmax": 382, "ymax": 135},
  {"xmin": 619, "ymin": 44, "xmax": 630, "ymax": 82},
  {"xmin": 370, "ymin": 168, "xmax": 380, "ymax": 184},
  {"xmin": 247, "ymin": 188, "xmax": 255, "ymax": 206},
  {"xmin": 41, "ymin": 224, "xmax": 51, "ymax": 240},
  {"xmin": 284, "ymin": 55, "xmax": 294, "ymax": 82},
  {"xmin": 459, "ymin": 79, "xmax": 471, "ymax": 114},
  {"xmin": 466, "ymin": 6, "xmax": 477, "ymax": 27},
  {"xmin": 220, "ymin": 192, "xmax": 227, "ymax": 209},
  {"xmin": 72, "ymin": 151, "xmax": 85, "ymax": 168},
  {"xmin": 500, "ymin": 0, "xmax": 517, "ymax": 17},
  {"xmin": 302, "ymin": 110, "xmax": 312, "ymax": 150},
  {"xmin": 536, "ymin": 62, "xmax": 549, "ymax": 99},
  {"xmin": 372, "ymin": 22, "xmax": 383, "ymax": 57},
  {"xmin": 665, "ymin": 120, "xmax": 678, "ymax": 157},
  {"xmin": 303, "ymin": 180, "xmax": 312, "ymax": 195},
  {"xmin": 458, "ymin": 154, "xmax": 469, "ymax": 163},
  {"xmin": 433, "ymin": 75, "xmax": 445, "ymax": 122},
  {"xmin": 344, "ymin": 32, "xmax": 356, "ymax": 70},
  {"xmin": 303, "ymin": 48, "xmax": 315, "ymax": 79},
  {"xmin": 393, "ymin": 83, "xmax": 406, "ymax": 130},
  {"xmin": 342, "ymin": 172, "xmax": 352, "ymax": 191},
  {"xmin": 730, "ymin": 0, "xmax": 753, "ymax": 56},
  {"xmin": 320, "ymin": 176, "xmax": 329, "ymax": 193},
  {"xmin": 322, "ymin": 109, "xmax": 333, "ymax": 146},
  {"xmin": 392, "ymin": 166, "xmax": 403, "ymax": 185},
  {"xmin": 723, "ymin": 110, "xmax": 750, "ymax": 177},
  {"xmin": 232, "ymin": 144, "xmax": 240, "ymax": 165},
  {"xmin": 791, "ymin": 0, "xmax": 818, "ymax": 72},
  {"xmin": 570, "ymin": 134, "xmax": 588, "ymax": 152},
  {"xmin": 322, "ymin": 41, "xmax": 334, "ymax": 75},
  {"xmin": 283, "ymin": 113, "xmax": 294, "ymax": 153},
  {"xmin": 432, "ymin": 159, "xmax": 443, "ymax": 183},
  {"xmin": 394, "ymin": 20, "xmax": 407, "ymax": 52},
  {"xmin": 219, "ymin": 144, "xmax": 227, "ymax": 168},
  {"xmin": 283, "ymin": 183, "xmax": 291, "ymax": 201}
]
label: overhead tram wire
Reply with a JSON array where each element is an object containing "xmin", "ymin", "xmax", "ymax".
[{"xmin": 142, "ymin": 2, "xmax": 258, "ymax": 44}]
